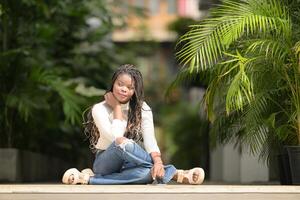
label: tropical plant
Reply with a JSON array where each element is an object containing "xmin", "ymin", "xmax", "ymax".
[
  {"xmin": 173, "ymin": 0, "xmax": 300, "ymax": 161},
  {"xmin": 0, "ymin": 0, "xmax": 121, "ymax": 162}
]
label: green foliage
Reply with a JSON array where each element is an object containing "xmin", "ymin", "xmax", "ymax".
[
  {"xmin": 168, "ymin": 17, "xmax": 199, "ymax": 36},
  {"xmin": 174, "ymin": 0, "xmax": 300, "ymax": 162},
  {"xmin": 159, "ymin": 102, "xmax": 209, "ymax": 169},
  {"xmin": 0, "ymin": 0, "xmax": 121, "ymax": 163}
]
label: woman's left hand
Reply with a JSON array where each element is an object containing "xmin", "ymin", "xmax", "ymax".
[{"xmin": 151, "ymin": 162, "xmax": 165, "ymax": 180}]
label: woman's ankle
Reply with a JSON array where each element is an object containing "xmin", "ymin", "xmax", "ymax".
[{"xmin": 172, "ymin": 170, "xmax": 178, "ymax": 180}]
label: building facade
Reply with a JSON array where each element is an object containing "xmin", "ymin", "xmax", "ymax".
[{"xmin": 112, "ymin": 0, "xmax": 202, "ymax": 42}]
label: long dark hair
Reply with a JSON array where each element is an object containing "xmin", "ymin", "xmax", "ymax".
[{"xmin": 83, "ymin": 64, "xmax": 144, "ymax": 152}]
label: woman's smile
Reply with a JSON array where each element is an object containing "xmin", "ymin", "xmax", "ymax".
[{"xmin": 118, "ymin": 93, "xmax": 127, "ymax": 98}]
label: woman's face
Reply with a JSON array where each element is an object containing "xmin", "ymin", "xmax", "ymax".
[{"xmin": 112, "ymin": 73, "xmax": 135, "ymax": 104}]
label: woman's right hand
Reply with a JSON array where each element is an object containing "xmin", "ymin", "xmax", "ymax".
[
  {"xmin": 151, "ymin": 162, "xmax": 165, "ymax": 180},
  {"xmin": 104, "ymin": 92, "xmax": 120, "ymax": 109}
]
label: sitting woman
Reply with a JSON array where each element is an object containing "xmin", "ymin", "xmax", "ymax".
[{"xmin": 62, "ymin": 64, "xmax": 205, "ymax": 185}]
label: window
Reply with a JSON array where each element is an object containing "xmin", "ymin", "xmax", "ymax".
[
  {"xmin": 122, "ymin": 2, "xmax": 129, "ymax": 14},
  {"xmin": 134, "ymin": 0, "xmax": 145, "ymax": 8},
  {"xmin": 167, "ymin": 0, "xmax": 177, "ymax": 14},
  {"xmin": 149, "ymin": 0, "xmax": 159, "ymax": 15}
]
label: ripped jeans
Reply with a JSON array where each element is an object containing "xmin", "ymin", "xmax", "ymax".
[{"xmin": 89, "ymin": 139, "xmax": 177, "ymax": 184}]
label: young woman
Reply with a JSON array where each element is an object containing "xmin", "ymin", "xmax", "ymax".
[{"xmin": 62, "ymin": 64, "xmax": 205, "ymax": 185}]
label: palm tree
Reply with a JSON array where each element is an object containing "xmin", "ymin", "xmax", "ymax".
[{"xmin": 174, "ymin": 0, "xmax": 300, "ymax": 161}]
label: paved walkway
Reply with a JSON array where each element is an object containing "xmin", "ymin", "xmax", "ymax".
[{"xmin": 0, "ymin": 184, "xmax": 300, "ymax": 200}]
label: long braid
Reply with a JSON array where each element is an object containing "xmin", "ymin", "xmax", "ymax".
[
  {"xmin": 124, "ymin": 66, "xmax": 144, "ymax": 141},
  {"xmin": 82, "ymin": 106, "xmax": 99, "ymax": 153}
]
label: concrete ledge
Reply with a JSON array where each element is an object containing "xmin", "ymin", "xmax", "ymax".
[
  {"xmin": 0, "ymin": 148, "xmax": 70, "ymax": 182},
  {"xmin": 0, "ymin": 185, "xmax": 300, "ymax": 200}
]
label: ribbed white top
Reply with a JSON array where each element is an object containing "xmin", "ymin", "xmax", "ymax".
[{"xmin": 92, "ymin": 101, "xmax": 160, "ymax": 153}]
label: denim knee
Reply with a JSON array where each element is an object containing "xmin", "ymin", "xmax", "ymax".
[{"xmin": 116, "ymin": 139, "xmax": 135, "ymax": 152}]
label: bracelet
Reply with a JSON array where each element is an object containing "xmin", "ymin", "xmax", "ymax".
[
  {"xmin": 153, "ymin": 157, "xmax": 162, "ymax": 162},
  {"xmin": 152, "ymin": 153, "xmax": 161, "ymax": 158}
]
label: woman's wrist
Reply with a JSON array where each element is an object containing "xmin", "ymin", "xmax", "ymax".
[
  {"xmin": 153, "ymin": 156, "xmax": 162, "ymax": 163},
  {"xmin": 113, "ymin": 102, "xmax": 121, "ymax": 109},
  {"xmin": 113, "ymin": 104, "xmax": 123, "ymax": 120},
  {"xmin": 154, "ymin": 161, "xmax": 163, "ymax": 166},
  {"xmin": 151, "ymin": 152, "xmax": 163, "ymax": 165}
]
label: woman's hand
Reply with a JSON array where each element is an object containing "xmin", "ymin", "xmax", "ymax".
[
  {"xmin": 105, "ymin": 92, "xmax": 123, "ymax": 120},
  {"xmin": 151, "ymin": 162, "xmax": 165, "ymax": 180},
  {"xmin": 104, "ymin": 92, "xmax": 120, "ymax": 109}
]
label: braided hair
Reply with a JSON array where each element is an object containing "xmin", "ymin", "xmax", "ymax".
[{"xmin": 83, "ymin": 64, "xmax": 144, "ymax": 152}]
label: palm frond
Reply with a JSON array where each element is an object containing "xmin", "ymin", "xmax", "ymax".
[
  {"xmin": 204, "ymin": 75, "xmax": 221, "ymax": 121},
  {"xmin": 218, "ymin": 52, "xmax": 254, "ymax": 113},
  {"xmin": 246, "ymin": 39, "xmax": 289, "ymax": 61},
  {"xmin": 241, "ymin": 96, "xmax": 270, "ymax": 157},
  {"xmin": 294, "ymin": 41, "xmax": 300, "ymax": 56},
  {"xmin": 176, "ymin": 0, "xmax": 291, "ymax": 72},
  {"xmin": 209, "ymin": 110, "xmax": 244, "ymax": 147}
]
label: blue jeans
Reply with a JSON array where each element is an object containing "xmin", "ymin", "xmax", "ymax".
[{"xmin": 89, "ymin": 139, "xmax": 177, "ymax": 184}]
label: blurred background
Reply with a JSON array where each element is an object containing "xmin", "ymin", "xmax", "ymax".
[{"xmin": 1, "ymin": 0, "xmax": 297, "ymax": 184}]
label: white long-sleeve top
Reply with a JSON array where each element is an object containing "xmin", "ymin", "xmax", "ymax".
[{"xmin": 92, "ymin": 101, "xmax": 160, "ymax": 154}]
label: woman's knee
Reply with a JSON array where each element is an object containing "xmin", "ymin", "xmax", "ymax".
[
  {"xmin": 115, "ymin": 137, "xmax": 128, "ymax": 145},
  {"xmin": 115, "ymin": 137, "xmax": 135, "ymax": 151}
]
